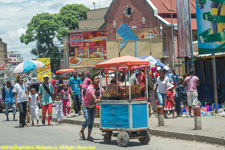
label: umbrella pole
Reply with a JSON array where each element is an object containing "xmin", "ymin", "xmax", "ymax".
[
  {"xmin": 129, "ymin": 69, "xmax": 131, "ymax": 100},
  {"xmin": 145, "ymin": 66, "xmax": 148, "ymax": 100},
  {"xmin": 125, "ymin": 70, "xmax": 127, "ymax": 99},
  {"xmin": 116, "ymin": 68, "xmax": 118, "ymax": 92},
  {"xmin": 106, "ymin": 70, "xmax": 108, "ymax": 89}
]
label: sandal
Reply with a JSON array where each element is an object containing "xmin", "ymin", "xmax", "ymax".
[
  {"xmin": 87, "ymin": 136, "xmax": 94, "ymax": 142},
  {"xmin": 79, "ymin": 131, "xmax": 85, "ymax": 140}
]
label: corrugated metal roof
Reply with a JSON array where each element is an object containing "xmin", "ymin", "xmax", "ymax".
[
  {"xmin": 150, "ymin": 0, "xmax": 196, "ymax": 15},
  {"xmin": 0, "ymin": 64, "xmax": 6, "ymax": 70},
  {"xmin": 163, "ymin": 18, "xmax": 197, "ymax": 30}
]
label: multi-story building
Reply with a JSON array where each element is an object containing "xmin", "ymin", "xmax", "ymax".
[
  {"xmin": 0, "ymin": 38, "xmax": 8, "ymax": 64},
  {"xmin": 7, "ymin": 51, "xmax": 23, "ymax": 68}
]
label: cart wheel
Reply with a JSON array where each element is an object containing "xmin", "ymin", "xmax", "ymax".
[
  {"xmin": 139, "ymin": 130, "xmax": 151, "ymax": 145},
  {"xmin": 117, "ymin": 131, "xmax": 129, "ymax": 147},
  {"xmin": 104, "ymin": 131, "xmax": 112, "ymax": 144}
]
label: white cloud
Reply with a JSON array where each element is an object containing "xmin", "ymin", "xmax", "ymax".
[{"xmin": 0, "ymin": 0, "xmax": 112, "ymax": 61}]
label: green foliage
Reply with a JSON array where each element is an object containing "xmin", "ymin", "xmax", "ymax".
[{"xmin": 20, "ymin": 4, "xmax": 89, "ymax": 72}]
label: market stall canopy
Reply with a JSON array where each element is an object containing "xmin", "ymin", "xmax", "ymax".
[
  {"xmin": 56, "ymin": 69, "xmax": 74, "ymax": 74},
  {"xmin": 138, "ymin": 55, "xmax": 165, "ymax": 67},
  {"xmin": 96, "ymin": 56, "xmax": 149, "ymax": 68}
]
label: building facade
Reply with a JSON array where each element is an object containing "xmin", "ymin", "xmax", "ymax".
[
  {"xmin": 0, "ymin": 38, "xmax": 8, "ymax": 64},
  {"xmin": 7, "ymin": 51, "xmax": 22, "ymax": 69}
]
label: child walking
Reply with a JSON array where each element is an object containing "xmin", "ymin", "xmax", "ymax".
[
  {"xmin": 28, "ymin": 88, "xmax": 40, "ymax": 126},
  {"xmin": 164, "ymin": 83, "xmax": 176, "ymax": 118},
  {"xmin": 61, "ymin": 84, "xmax": 72, "ymax": 117},
  {"xmin": 55, "ymin": 95, "xmax": 63, "ymax": 123}
]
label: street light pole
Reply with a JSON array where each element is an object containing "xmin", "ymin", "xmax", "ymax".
[{"xmin": 171, "ymin": 0, "xmax": 175, "ymax": 70}]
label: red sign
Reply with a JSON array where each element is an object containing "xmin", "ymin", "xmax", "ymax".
[{"xmin": 70, "ymin": 34, "xmax": 83, "ymax": 47}]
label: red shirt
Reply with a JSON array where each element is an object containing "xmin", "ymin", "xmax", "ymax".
[{"xmin": 138, "ymin": 73, "xmax": 146, "ymax": 91}]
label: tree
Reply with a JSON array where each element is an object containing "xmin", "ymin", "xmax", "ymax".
[
  {"xmin": 20, "ymin": 4, "xmax": 89, "ymax": 72},
  {"xmin": 58, "ymin": 4, "xmax": 89, "ymax": 30}
]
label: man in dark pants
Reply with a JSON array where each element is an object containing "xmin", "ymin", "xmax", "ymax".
[
  {"xmin": 13, "ymin": 75, "xmax": 28, "ymax": 128},
  {"xmin": 68, "ymin": 70, "xmax": 82, "ymax": 117}
]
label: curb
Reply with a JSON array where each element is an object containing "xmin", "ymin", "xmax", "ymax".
[{"xmin": 51, "ymin": 116, "xmax": 225, "ymax": 145}]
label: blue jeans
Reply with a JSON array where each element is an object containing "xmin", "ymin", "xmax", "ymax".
[
  {"xmin": 73, "ymin": 95, "xmax": 81, "ymax": 114},
  {"xmin": 82, "ymin": 106, "xmax": 95, "ymax": 129},
  {"xmin": 157, "ymin": 92, "xmax": 167, "ymax": 107},
  {"xmin": 5, "ymin": 103, "xmax": 16, "ymax": 116}
]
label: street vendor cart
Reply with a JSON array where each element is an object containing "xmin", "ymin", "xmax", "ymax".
[{"xmin": 96, "ymin": 56, "xmax": 151, "ymax": 147}]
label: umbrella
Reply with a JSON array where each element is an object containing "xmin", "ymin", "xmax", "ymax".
[
  {"xmin": 13, "ymin": 60, "xmax": 45, "ymax": 74},
  {"xmin": 56, "ymin": 69, "xmax": 74, "ymax": 74}
]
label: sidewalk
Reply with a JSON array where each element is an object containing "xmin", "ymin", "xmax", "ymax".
[{"xmin": 47, "ymin": 109, "xmax": 225, "ymax": 145}]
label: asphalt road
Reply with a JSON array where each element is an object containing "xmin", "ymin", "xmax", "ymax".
[{"xmin": 0, "ymin": 112, "xmax": 224, "ymax": 150}]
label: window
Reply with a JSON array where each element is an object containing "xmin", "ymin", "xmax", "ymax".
[{"xmin": 124, "ymin": 5, "xmax": 133, "ymax": 18}]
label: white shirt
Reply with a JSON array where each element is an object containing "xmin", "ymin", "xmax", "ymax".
[
  {"xmin": 28, "ymin": 93, "xmax": 40, "ymax": 107},
  {"xmin": 130, "ymin": 73, "xmax": 138, "ymax": 85},
  {"xmin": 12, "ymin": 83, "xmax": 27, "ymax": 103},
  {"xmin": 55, "ymin": 100, "xmax": 63, "ymax": 112},
  {"xmin": 156, "ymin": 76, "xmax": 170, "ymax": 94}
]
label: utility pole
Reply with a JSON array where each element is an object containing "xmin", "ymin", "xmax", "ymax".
[
  {"xmin": 212, "ymin": 53, "xmax": 218, "ymax": 114},
  {"xmin": 171, "ymin": 0, "xmax": 175, "ymax": 70},
  {"xmin": 188, "ymin": 0, "xmax": 194, "ymax": 69}
]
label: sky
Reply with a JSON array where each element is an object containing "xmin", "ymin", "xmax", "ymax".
[{"xmin": 0, "ymin": 0, "xmax": 112, "ymax": 61}]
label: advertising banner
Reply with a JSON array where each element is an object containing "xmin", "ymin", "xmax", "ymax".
[
  {"xmin": 37, "ymin": 58, "xmax": 51, "ymax": 81},
  {"xmin": 116, "ymin": 28, "xmax": 159, "ymax": 39},
  {"xmin": 196, "ymin": 0, "xmax": 225, "ymax": 54},
  {"xmin": 176, "ymin": 0, "xmax": 192, "ymax": 57},
  {"xmin": 68, "ymin": 31, "xmax": 108, "ymax": 68}
]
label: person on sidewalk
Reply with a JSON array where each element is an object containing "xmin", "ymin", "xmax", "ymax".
[
  {"xmin": 1, "ymin": 81, "xmax": 17, "ymax": 121},
  {"xmin": 79, "ymin": 74, "xmax": 104, "ymax": 141},
  {"xmin": 149, "ymin": 67, "xmax": 157, "ymax": 113},
  {"xmin": 39, "ymin": 75, "xmax": 54, "ymax": 126},
  {"xmin": 13, "ymin": 75, "xmax": 28, "ymax": 128},
  {"xmin": 55, "ymin": 95, "xmax": 63, "ymax": 123},
  {"xmin": 164, "ymin": 83, "xmax": 176, "ymax": 118},
  {"xmin": 28, "ymin": 88, "xmax": 40, "ymax": 126},
  {"xmin": 61, "ymin": 84, "xmax": 72, "ymax": 117},
  {"xmin": 174, "ymin": 79, "xmax": 186, "ymax": 117},
  {"xmin": 137, "ymin": 69, "xmax": 146, "ymax": 97},
  {"xmin": 68, "ymin": 70, "xmax": 82, "ymax": 117},
  {"xmin": 183, "ymin": 69, "xmax": 199, "ymax": 117},
  {"xmin": 155, "ymin": 69, "xmax": 170, "ymax": 115},
  {"xmin": 55, "ymin": 75, "xmax": 65, "ymax": 96}
]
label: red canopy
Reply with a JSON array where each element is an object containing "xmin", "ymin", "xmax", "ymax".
[
  {"xmin": 56, "ymin": 69, "xmax": 74, "ymax": 74},
  {"xmin": 96, "ymin": 56, "xmax": 149, "ymax": 68}
]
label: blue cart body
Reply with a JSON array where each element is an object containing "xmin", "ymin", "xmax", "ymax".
[{"xmin": 100, "ymin": 100, "xmax": 149, "ymax": 131}]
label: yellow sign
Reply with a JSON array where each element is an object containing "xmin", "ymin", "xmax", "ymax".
[{"xmin": 37, "ymin": 58, "xmax": 51, "ymax": 81}]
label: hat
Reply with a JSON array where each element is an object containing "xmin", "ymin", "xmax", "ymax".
[
  {"xmin": 167, "ymin": 83, "xmax": 174, "ymax": 90},
  {"xmin": 156, "ymin": 66, "xmax": 161, "ymax": 71},
  {"xmin": 43, "ymin": 75, "xmax": 49, "ymax": 79},
  {"xmin": 155, "ymin": 62, "xmax": 161, "ymax": 67},
  {"xmin": 164, "ymin": 66, "xmax": 170, "ymax": 71},
  {"xmin": 86, "ymin": 71, "xmax": 90, "ymax": 74}
]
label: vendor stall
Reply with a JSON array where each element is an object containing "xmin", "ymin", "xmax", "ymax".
[{"xmin": 96, "ymin": 55, "xmax": 151, "ymax": 147}]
